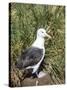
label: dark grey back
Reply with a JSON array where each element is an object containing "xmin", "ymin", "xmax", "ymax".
[{"xmin": 16, "ymin": 47, "xmax": 43, "ymax": 69}]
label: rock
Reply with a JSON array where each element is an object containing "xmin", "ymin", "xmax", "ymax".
[{"xmin": 21, "ymin": 73, "xmax": 53, "ymax": 86}]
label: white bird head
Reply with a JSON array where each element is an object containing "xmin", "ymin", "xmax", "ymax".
[
  {"xmin": 37, "ymin": 28, "xmax": 51, "ymax": 39},
  {"xmin": 32, "ymin": 28, "xmax": 51, "ymax": 49}
]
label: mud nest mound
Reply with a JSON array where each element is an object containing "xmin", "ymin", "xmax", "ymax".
[{"xmin": 9, "ymin": 64, "xmax": 53, "ymax": 87}]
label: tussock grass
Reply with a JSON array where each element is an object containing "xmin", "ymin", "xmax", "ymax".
[{"xmin": 10, "ymin": 3, "xmax": 65, "ymax": 86}]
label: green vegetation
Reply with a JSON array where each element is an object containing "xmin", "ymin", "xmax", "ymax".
[{"xmin": 10, "ymin": 3, "xmax": 65, "ymax": 86}]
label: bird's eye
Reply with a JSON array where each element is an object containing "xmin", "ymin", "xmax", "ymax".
[{"xmin": 41, "ymin": 32, "xmax": 43, "ymax": 33}]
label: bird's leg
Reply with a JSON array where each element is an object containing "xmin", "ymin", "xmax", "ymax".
[
  {"xmin": 36, "ymin": 80, "xmax": 39, "ymax": 86},
  {"xmin": 35, "ymin": 71, "xmax": 39, "ymax": 86},
  {"xmin": 35, "ymin": 71, "xmax": 39, "ymax": 77}
]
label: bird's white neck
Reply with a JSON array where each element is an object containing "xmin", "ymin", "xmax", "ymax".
[{"xmin": 32, "ymin": 36, "xmax": 45, "ymax": 49}]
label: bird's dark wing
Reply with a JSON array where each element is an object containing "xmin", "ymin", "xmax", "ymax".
[{"xmin": 16, "ymin": 47, "xmax": 43, "ymax": 69}]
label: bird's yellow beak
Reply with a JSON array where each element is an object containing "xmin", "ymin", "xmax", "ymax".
[{"xmin": 45, "ymin": 33, "xmax": 51, "ymax": 39}]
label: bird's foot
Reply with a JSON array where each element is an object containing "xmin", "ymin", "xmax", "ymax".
[{"xmin": 37, "ymin": 71, "xmax": 47, "ymax": 78}]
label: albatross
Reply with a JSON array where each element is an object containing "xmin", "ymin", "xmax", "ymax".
[{"xmin": 16, "ymin": 28, "xmax": 51, "ymax": 78}]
